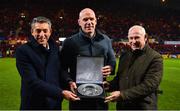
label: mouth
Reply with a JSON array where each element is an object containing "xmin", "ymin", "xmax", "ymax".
[
  {"xmin": 131, "ymin": 43, "xmax": 141, "ymax": 50},
  {"xmin": 37, "ymin": 36, "xmax": 47, "ymax": 43},
  {"xmin": 85, "ymin": 25, "xmax": 94, "ymax": 29},
  {"xmin": 85, "ymin": 27, "xmax": 92, "ymax": 29}
]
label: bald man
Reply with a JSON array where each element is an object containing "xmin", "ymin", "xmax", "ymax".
[
  {"xmin": 60, "ymin": 8, "xmax": 116, "ymax": 110},
  {"xmin": 104, "ymin": 25, "xmax": 163, "ymax": 110}
]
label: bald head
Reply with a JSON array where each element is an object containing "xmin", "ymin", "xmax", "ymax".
[
  {"xmin": 78, "ymin": 8, "xmax": 97, "ymax": 38},
  {"xmin": 79, "ymin": 8, "xmax": 96, "ymax": 19}
]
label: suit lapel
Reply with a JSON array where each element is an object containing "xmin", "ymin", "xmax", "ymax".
[{"xmin": 27, "ymin": 42, "xmax": 46, "ymax": 73}]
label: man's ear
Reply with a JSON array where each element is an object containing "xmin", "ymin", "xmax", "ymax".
[
  {"xmin": 31, "ymin": 28, "xmax": 34, "ymax": 35},
  {"xmin": 50, "ymin": 28, "xmax": 52, "ymax": 34},
  {"xmin": 78, "ymin": 19, "xmax": 80, "ymax": 26},
  {"xmin": 145, "ymin": 33, "xmax": 148, "ymax": 38},
  {"xmin": 145, "ymin": 34, "xmax": 148, "ymax": 43}
]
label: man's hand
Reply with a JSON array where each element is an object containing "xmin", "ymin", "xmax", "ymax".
[
  {"xmin": 105, "ymin": 91, "xmax": 121, "ymax": 103},
  {"xmin": 69, "ymin": 81, "xmax": 77, "ymax": 93},
  {"xmin": 62, "ymin": 90, "xmax": 80, "ymax": 101},
  {"xmin": 103, "ymin": 81, "xmax": 110, "ymax": 91},
  {"xmin": 101, "ymin": 65, "xmax": 112, "ymax": 77}
]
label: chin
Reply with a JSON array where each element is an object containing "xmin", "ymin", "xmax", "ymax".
[
  {"xmin": 85, "ymin": 30, "xmax": 92, "ymax": 33},
  {"xmin": 38, "ymin": 42, "xmax": 46, "ymax": 45},
  {"xmin": 132, "ymin": 47, "xmax": 140, "ymax": 51}
]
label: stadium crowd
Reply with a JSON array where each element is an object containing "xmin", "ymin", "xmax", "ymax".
[{"xmin": 0, "ymin": 4, "xmax": 180, "ymax": 57}]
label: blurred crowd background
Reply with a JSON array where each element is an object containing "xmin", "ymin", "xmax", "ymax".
[{"xmin": 0, "ymin": 0, "xmax": 180, "ymax": 58}]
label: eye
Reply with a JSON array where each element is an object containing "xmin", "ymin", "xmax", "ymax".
[
  {"xmin": 128, "ymin": 37, "xmax": 133, "ymax": 40},
  {"xmin": 43, "ymin": 29, "xmax": 48, "ymax": 33},
  {"xmin": 36, "ymin": 29, "xmax": 41, "ymax": 33},
  {"xmin": 35, "ymin": 29, "xmax": 48, "ymax": 33},
  {"xmin": 90, "ymin": 18, "xmax": 94, "ymax": 21},
  {"xmin": 135, "ymin": 36, "xmax": 140, "ymax": 40},
  {"xmin": 83, "ymin": 18, "xmax": 88, "ymax": 21}
]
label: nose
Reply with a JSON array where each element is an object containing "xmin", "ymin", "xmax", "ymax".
[
  {"xmin": 86, "ymin": 19, "xmax": 91, "ymax": 24},
  {"xmin": 39, "ymin": 30, "xmax": 45, "ymax": 36},
  {"xmin": 130, "ymin": 38, "xmax": 136, "ymax": 44}
]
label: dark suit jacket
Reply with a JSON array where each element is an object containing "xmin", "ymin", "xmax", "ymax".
[
  {"xmin": 60, "ymin": 29, "xmax": 116, "ymax": 110},
  {"xmin": 16, "ymin": 37, "xmax": 68, "ymax": 110},
  {"xmin": 110, "ymin": 44, "xmax": 163, "ymax": 110}
]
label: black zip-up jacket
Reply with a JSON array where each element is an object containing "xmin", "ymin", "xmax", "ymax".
[
  {"xmin": 60, "ymin": 29, "xmax": 116, "ymax": 81},
  {"xmin": 60, "ymin": 29, "xmax": 116, "ymax": 110}
]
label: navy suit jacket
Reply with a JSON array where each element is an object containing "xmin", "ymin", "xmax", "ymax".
[{"xmin": 16, "ymin": 37, "xmax": 68, "ymax": 110}]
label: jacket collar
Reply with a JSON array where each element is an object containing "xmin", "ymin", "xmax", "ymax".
[
  {"xmin": 132, "ymin": 44, "xmax": 149, "ymax": 56},
  {"xmin": 28, "ymin": 36, "xmax": 56, "ymax": 52},
  {"xmin": 79, "ymin": 29, "xmax": 104, "ymax": 42}
]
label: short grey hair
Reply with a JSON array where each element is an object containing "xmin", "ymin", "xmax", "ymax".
[
  {"xmin": 31, "ymin": 16, "xmax": 52, "ymax": 29},
  {"xmin": 128, "ymin": 25, "xmax": 146, "ymax": 37}
]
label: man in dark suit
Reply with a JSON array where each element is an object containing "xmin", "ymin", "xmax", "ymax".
[
  {"xmin": 16, "ymin": 16, "xmax": 79, "ymax": 110},
  {"xmin": 60, "ymin": 8, "xmax": 116, "ymax": 110},
  {"xmin": 105, "ymin": 25, "xmax": 163, "ymax": 110}
]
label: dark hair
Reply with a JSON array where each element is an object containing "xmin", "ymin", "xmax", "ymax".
[{"xmin": 31, "ymin": 16, "xmax": 52, "ymax": 29}]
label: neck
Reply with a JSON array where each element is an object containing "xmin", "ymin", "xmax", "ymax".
[
  {"xmin": 86, "ymin": 32, "xmax": 96, "ymax": 39},
  {"xmin": 43, "ymin": 43, "xmax": 49, "ymax": 49}
]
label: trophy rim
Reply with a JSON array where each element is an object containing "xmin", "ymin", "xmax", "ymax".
[{"xmin": 77, "ymin": 83, "xmax": 103, "ymax": 97}]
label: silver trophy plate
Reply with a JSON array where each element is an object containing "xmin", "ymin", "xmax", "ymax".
[
  {"xmin": 77, "ymin": 84, "xmax": 103, "ymax": 96},
  {"xmin": 76, "ymin": 56, "xmax": 104, "ymax": 83}
]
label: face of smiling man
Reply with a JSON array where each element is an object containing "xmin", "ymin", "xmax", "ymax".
[
  {"xmin": 31, "ymin": 22, "xmax": 52, "ymax": 48},
  {"xmin": 128, "ymin": 25, "xmax": 147, "ymax": 51},
  {"xmin": 78, "ymin": 8, "xmax": 97, "ymax": 38}
]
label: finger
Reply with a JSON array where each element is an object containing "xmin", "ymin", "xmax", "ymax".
[
  {"xmin": 102, "ymin": 68, "xmax": 111, "ymax": 72},
  {"xmin": 105, "ymin": 95, "xmax": 113, "ymax": 100},
  {"xmin": 71, "ymin": 83, "xmax": 77, "ymax": 93},
  {"xmin": 103, "ymin": 81, "xmax": 109, "ymax": 86},
  {"xmin": 71, "ymin": 82, "xmax": 77, "ymax": 89},
  {"xmin": 101, "ymin": 67, "xmax": 109, "ymax": 73},
  {"xmin": 104, "ymin": 97, "xmax": 113, "ymax": 103},
  {"xmin": 103, "ymin": 66, "xmax": 110, "ymax": 69},
  {"xmin": 70, "ymin": 96, "xmax": 80, "ymax": 101},
  {"xmin": 73, "ymin": 83, "xmax": 77, "ymax": 89},
  {"xmin": 104, "ymin": 87, "xmax": 109, "ymax": 90},
  {"xmin": 102, "ymin": 68, "xmax": 110, "ymax": 72},
  {"xmin": 104, "ymin": 98, "xmax": 111, "ymax": 103},
  {"xmin": 71, "ymin": 98, "xmax": 80, "ymax": 101},
  {"xmin": 104, "ymin": 99, "xmax": 110, "ymax": 103},
  {"xmin": 70, "ymin": 92, "xmax": 78, "ymax": 97},
  {"xmin": 103, "ymin": 72, "xmax": 111, "ymax": 76},
  {"xmin": 103, "ymin": 81, "xmax": 107, "ymax": 84},
  {"xmin": 70, "ymin": 87, "xmax": 76, "ymax": 93}
]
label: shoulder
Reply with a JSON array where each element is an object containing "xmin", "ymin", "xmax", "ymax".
[
  {"xmin": 61, "ymin": 33, "xmax": 80, "ymax": 51},
  {"xmin": 146, "ymin": 45, "xmax": 162, "ymax": 62},
  {"xmin": 96, "ymin": 29, "xmax": 111, "ymax": 41},
  {"xmin": 16, "ymin": 43, "xmax": 30, "ymax": 53},
  {"xmin": 147, "ymin": 45, "xmax": 161, "ymax": 57},
  {"xmin": 102, "ymin": 34, "xmax": 111, "ymax": 40},
  {"xmin": 99, "ymin": 34, "xmax": 112, "ymax": 45},
  {"xmin": 15, "ymin": 43, "xmax": 30, "ymax": 58},
  {"xmin": 64, "ymin": 33, "xmax": 79, "ymax": 44}
]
